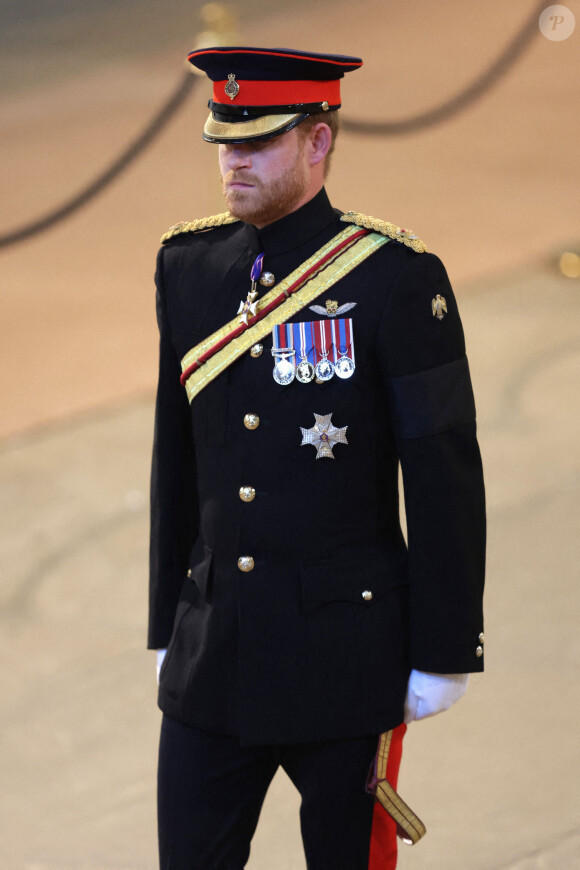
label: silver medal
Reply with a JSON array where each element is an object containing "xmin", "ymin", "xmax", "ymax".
[
  {"xmin": 296, "ymin": 360, "xmax": 315, "ymax": 383},
  {"xmin": 314, "ymin": 357, "xmax": 334, "ymax": 381},
  {"xmin": 273, "ymin": 358, "xmax": 295, "ymax": 385},
  {"xmin": 271, "ymin": 348, "xmax": 295, "ymax": 385},
  {"xmin": 313, "ymin": 320, "xmax": 335, "ymax": 382},
  {"xmin": 335, "ymin": 355, "xmax": 355, "ymax": 379}
]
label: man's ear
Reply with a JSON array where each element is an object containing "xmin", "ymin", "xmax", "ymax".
[{"xmin": 306, "ymin": 123, "xmax": 332, "ymax": 166}]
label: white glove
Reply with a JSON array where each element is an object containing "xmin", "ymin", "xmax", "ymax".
[
  {"xmin": 156, "ymin": 649, "xmax": 167, "ymax": 684},
  {"xmin": 404, "ymin": 670, "xmax": 469, "ymax": 723}
]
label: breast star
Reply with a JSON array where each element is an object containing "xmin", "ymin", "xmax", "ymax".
[
  {"xmin": 238, "ymin": 289, "xmax": 259, "ymax": 325},
  {"xmin": 300, "ymin": 412, "xmax": 348, "ymax": 459}
]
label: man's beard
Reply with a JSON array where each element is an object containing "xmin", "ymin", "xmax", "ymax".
[{"xmin": 220, "ymin": 149, "xmax": 309, "ymax": 227}]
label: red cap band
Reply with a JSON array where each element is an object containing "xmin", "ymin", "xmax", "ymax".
[{"xmin": 212, "ymin": 78, "xmax": 341, "ymax": 107}]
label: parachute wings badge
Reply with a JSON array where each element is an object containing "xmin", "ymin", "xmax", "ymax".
[{"xmin": 309, "ymin": 300, "xmax": 357, "ymax": 318}]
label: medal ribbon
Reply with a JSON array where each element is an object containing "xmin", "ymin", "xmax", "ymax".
[
  {"xmin": 324, "ymin": 319, "xmax": 334, "ymax": 361},
  {"xmin": 318, "ymin": 320, "xmax": 328, "ymax": 360},
  {"xmin": 272, "ymin": 323, "xmax": 294, "ymax": 353},
  {"xmin": 337, "ymin": 317, "xmax": 354, "ymax": 362},
  {"xmin": 310, "ymin": 321, "xmax": 318, "ymax": 366},
  {"xmin": 250, "ymin": 252, "xmax": 265, "ymax": 283},
  {"xmin": 330, "ymin": 319, "xmax": 337, "ymax": 364},
  {"xmin": 297, "ymin": 321, "xmax": 310, "ymax": 363}
]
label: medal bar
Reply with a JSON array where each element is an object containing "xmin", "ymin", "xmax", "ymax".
[{"xmin": 271, "ymin": 318, "xmax": 355, "ymax": 385}]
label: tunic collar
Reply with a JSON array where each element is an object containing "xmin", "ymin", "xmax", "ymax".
[{"xmin": 242, "ymin": 187, "xmax": 338, "ymax": 257}]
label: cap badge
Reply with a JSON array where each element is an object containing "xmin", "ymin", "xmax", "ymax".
[
  {"xmin": 224, "ymin": 73, "xmax": 240, "ymax": 101},
  {"xmin": 431, "ymin": 294, "xmax": 448, "ymax": 320}
]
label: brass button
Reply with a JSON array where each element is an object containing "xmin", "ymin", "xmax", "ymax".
[
  {"xmin": 260, "ymin": 272, "xmax": 275, "ymax": 287},
  {"xmin": 243, "ymin": 413, "xmax": 260, "ymax": 430},
  {"xmin": 475, "ymin": 645, "xmax": 483, "ymax": 658},
  {"xmin": 187, "ymin": 569, "xmax": 192, "ymax": 578},
  {"xmin": 239, "ymin": 486, "xmax": 256, "ymax": 503},
  {"xmin": 238, "ymin": 556, "xmax": 255, "ymax": 572},
  {"xmin": 479, "ymin": 632, "xmax": 485, "ymax": 643},
  {"xmin": 250, "ymin": 343, "xmax": 263, "ymax": 358},
  {"xmin": 362, "ymin": 590, "xmax": 373, "ymax": 601}
]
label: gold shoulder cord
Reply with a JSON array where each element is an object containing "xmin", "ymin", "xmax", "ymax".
[
  {"xmin": 341, "ymin": 212, "xmax": 427, "ymax": 253},
  {"xmin": 161, "ymin": 212, "xmax": 239, "ymax": 244}
]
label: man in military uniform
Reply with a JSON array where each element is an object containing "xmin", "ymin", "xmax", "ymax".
[{"xmin": 149, "ymin": 46, "xmax": 485, "ymax": 870}]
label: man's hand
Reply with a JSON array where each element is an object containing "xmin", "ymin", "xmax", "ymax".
[
  {"xmin": 156, "ymin": 649, "xmax": 167, "ymax": 684},
  {"xmin": 404, "ymin": 670, "xmax": 469, "ymax": 723}
]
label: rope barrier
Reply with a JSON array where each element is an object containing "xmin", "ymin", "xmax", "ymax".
[
  {"xmin": 0, "ymin": 71, "xmax": 197, "ymax": 250},
  {"xmin": 0, "ymin": 2, "xmax": 544, "ymax": 250},
  {"xmin": 341, "ymin": 1, "xmax": 545, "ymax": 136}
]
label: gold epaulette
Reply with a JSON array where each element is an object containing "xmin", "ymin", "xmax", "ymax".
[
  {"xmin": 340, "ymin": 212, "xmax": 427, "ymax": 253},
  {"xmin": 160, "ymin": 212, "xmax": 239, "ymax": 244}
]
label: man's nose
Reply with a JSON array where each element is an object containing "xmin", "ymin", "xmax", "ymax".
[{"xmin": 223, "ymin": 144, "xmax": 252, "ymax": 170}]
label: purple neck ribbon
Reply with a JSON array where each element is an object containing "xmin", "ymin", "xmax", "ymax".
[{"xmin": 250, "ymin": 252, "xmax": 265, "ymax": 283}]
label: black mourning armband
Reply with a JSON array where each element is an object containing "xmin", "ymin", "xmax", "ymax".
[{"xmin": 388, "ymin": 355, "xmax": 476, "ymax": 440}]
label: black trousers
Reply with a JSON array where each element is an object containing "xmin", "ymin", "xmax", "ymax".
[{"xmin": 158, "ymin": 714, "xmax": 380, "ymax": 870}]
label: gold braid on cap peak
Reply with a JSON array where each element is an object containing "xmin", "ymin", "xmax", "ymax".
[
  {"xmin": 161, "ymin": 212, "xmax": 239, "ymax": 244},
  {"xmin": 340, "ymin": 212, "xmax": 427, "ymax": 253}
]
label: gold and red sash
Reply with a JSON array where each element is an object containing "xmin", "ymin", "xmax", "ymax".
[{"xmin": 180, "ymin": 225, "xmax": 389, "ymax": 403}]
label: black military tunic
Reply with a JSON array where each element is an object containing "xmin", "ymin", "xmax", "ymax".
[{"xmin": 148, "ymin": 187, "xmax": 485, "ymax": 747}]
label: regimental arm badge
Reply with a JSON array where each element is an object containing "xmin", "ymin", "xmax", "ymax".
[{"xmin": 432, "ymin": 294, "xmax": 447, "ymax": 321}]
